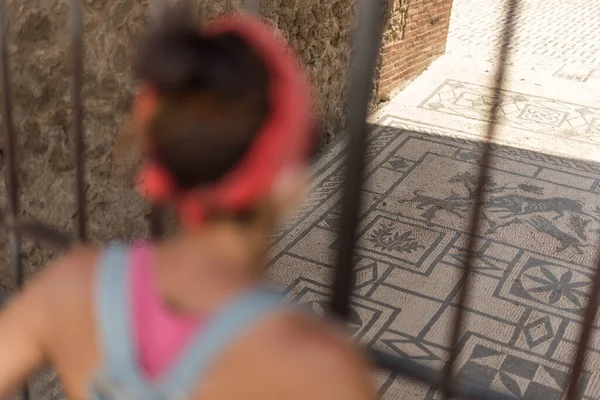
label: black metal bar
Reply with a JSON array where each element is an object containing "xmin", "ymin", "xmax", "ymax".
[
  {"xmin": 69, "ymin": 0, "xmax": 86, "ymax": 241},
  {"xmin": 368, "ymin": 348, "xmax": 514, "ymax": 400},
  {"xmin": 0, "ymin": 0, "xmax": 22, "ymax": 285},
  {"xmin": 442, "ymin": 0, "xmax": 520, "ymax": 397},
  {"xmin": 0, "ymin": 1, "xmax": 28, "ymax": 398},
  {"xmin": 0, "ymin": 209, "xmax": 73, "ymax": 248},
  {"xmin": 329, "ymin": 0, "xmax": 386, "ymax": 319},
  {"xmin": 18, "ymin": 221, "xmax": 73, "ymax": 249},
  {"xmin": 149, "ymin": 205, "xmax": 164, "ymax": 239},
  {"xmin": 244, "ymin": 0, "xmax": 261, "ymax": 16},
  {"xmin": 565, "ymin": 253, "xmax": 600, "ymax": 399},
  {"xmin": 146, "ymin": 1, "xmax": 165, "ymax": 240}
]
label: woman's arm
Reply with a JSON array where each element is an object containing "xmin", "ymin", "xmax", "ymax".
[
  {"xmin": 292, "ymin": 341, "xmax": 377, "ymax": 400},
  {"xmin": 0, "ymin": 273, "xmax": 49, "ymax": 397},
  {"xmin": 0, "ymin": 245, "xmax": 98, "ymax": 398},
  {"xmin": 272, "ymin": 319, "xmax": 378, "ymax": 400}
]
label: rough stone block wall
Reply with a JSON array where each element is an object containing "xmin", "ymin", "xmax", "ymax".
[
  {"xmin": 377, "ymin": 0, "xmax": 453, "ymax": 98},
  {"xmin": 0, "ymin": 0, "xmax": 450, "ymax": 289}
]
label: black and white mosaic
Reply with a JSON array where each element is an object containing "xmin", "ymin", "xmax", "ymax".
[
  {"xmin": 268, "ymin": 115, "xmax": 600, "ymax": 399},
  {"xmin": 419, "ymin": 80, "xmax": 600, "ymax": 142}
]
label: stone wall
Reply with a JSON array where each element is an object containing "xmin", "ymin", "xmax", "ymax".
[
  {"xmin": 0, "ymin": 0, "xmax": 452, "ymax": 287},
  {"xmin": 377, "ymin": 0, "xmax": 454, "ymax": 98}
]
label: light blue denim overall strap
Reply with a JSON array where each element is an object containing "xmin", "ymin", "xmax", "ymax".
[
  {"xmin": 90, "ymin": 243, "xmax": 287, "ymax": 400},
  {"xmin": 158, "ymin": 287, "xmax": 285, "ymax": 396},
  {"xmin": 93, "ymin": 243, "xmax": 146, "ymax": 387}
]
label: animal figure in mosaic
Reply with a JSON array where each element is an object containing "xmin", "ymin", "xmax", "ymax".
[
  {"xmin": 485, "ymin": 195, "xmax": 584, "ymax": 221},
  {"xmin": 569, "ymin": 214, "xmax": 591, "ymax": 241},
  {"xmin": 484, "ymin": 217, "xmax": 524, "ymax": 235},
  {"xmin": 481, "ymin": 192, "xmax": 598, "ymax": 251},
  {"xmin": 402, "ymin": 190, "xmax": 470, "ymax": 221},
  {"xmin": 526, "ymin": 216, "xmax": 592, "ymax": 255},
  {"xmin": 401, "ymin": 170, "xmax": 600, "ymax": 254},
  {"xmin": 448, "ymin": 171, "xmax": 509, "ymax": 198}
]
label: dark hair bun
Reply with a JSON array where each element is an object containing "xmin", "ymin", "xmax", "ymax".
[
  {"xmin": 135, "ymin": 19, "xmax": 264, "ymax": 98},
  {"xmin": 133, "ymin": 9, "xmax": 271, "ymax": 191}
]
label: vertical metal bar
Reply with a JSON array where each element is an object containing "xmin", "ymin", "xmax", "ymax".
[
  {"xmin": 442, "ymin": 0, "xmax": 519, "ymax": 397},
  {"xmin": 0, "ymin": 1, "xmax": 24, "ymax": 294},
  {"xmin": 17, "ymin": 220, "xmax": 73, "ymax": 249},
  {"xmin": 149, "ymin": 205, "xmax": 164, "ymax": 238},
  {"xmin": 330, "ymin": 0, "xmax": 385, "ymax": 319},
  {"xmin": 0, "ymin": 1, "xmax": 28, "ymax": 398},
  {"xmin": 147, "ymin": 0, "xmax": 164, "ymax": 239},
  {"xmin": 0, "ymin": 0, "xmax": 22, "ymax": 283},
  {"xmin": 566, "ymin": 255, "xmax": 600, "ymax": 399},
  {"xmin": 244, "ymin": 0, "xmax": 261, "ymax": 16},
  {"xmin": 69, "ymin": 0, "xmax": 86, "ymax": 241}
]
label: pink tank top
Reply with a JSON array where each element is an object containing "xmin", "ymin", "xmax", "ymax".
[{"xmin": 130, "ymin": 244, "xmax": 205, "ymax": 380}]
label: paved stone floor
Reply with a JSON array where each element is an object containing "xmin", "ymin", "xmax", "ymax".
[
  {"xmin": 381, "ymin": 0, "xmax": 600, "ymax": 163},
  {"xmin": 446, "ymin": 0, "xmax": 600, "ymax": 73},
  {"xmin": 268, "ymin": 0, "xmax": 600, "ymax": 399}
]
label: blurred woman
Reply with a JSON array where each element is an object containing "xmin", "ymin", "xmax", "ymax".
[{"xmin": 0, "ymin": 6, "xmax": 376, "ymax": 400}]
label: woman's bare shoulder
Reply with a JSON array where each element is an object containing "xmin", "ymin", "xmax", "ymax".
[
  {"xmin": 21, "ymin": 244, "xmax": 103, "ymax": 309},
  {"xmin": 260, "ymin": 311, "xmax": 377, "ymax": 400},
  {"xmin": 0, "ymin": 245, "xmax": 103, "ymax": 375},
  {"xmin": 38, "ymin": 244, "xmax": 101, "ymax": 280}
]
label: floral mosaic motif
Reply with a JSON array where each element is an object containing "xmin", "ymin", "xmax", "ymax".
[
  {"xmin": 402, "ymin": 171, "xmax": 600, "ymax": 255},
  {"xmin": 521, "ymin": 265, "xmax": 591, "ymax": 308},
  {"xmin": 367, "ymin": 223, "xmax": 424, "ymax": 254}
]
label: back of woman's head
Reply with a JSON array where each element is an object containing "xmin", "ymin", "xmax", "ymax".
[{"xmin": 134, "ymin": 9, "xmax": 270, "ymax": 190}]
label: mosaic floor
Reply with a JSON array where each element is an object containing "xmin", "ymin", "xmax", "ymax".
[
  {"xmin": 269, "ymin": 3, "xmax": 600, "ymax": 395},
  {"xmin": 268, "ymin": 116, "xmax": 600, "ymax": 399},
  {"xmin": 267, "ymin": 0, "xmax": 600, "ymax": 397}
]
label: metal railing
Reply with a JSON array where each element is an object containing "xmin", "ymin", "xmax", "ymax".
[{"xmin": 0, "ymin": 0, "xmax": 595, "ymax": 399}]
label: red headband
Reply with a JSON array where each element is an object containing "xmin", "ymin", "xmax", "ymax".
[{"xmin": 133, "ymin": 13, "xmax": 314, "ymax": 227}]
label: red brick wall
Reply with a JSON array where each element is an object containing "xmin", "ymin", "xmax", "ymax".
[{"xmin": 377, "ymin": 0, "xmax": 453, "ymax": 98}]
